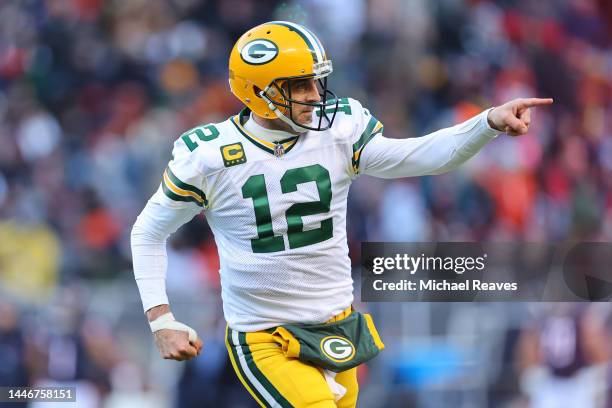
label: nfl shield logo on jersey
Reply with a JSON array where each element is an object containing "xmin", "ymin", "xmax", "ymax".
[{"xmin": 274, "ymin": 143, "xmax": 285, "ymax": 157}]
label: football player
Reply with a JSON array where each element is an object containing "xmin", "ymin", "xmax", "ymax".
[{"xmin": 131, "ymin": 21, "xmax": 552, "ymax": 407}]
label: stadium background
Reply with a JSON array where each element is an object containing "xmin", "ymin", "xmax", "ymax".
[{"xmin": 0, "ymin": 0, "xmax": 611, "ymax": 406}]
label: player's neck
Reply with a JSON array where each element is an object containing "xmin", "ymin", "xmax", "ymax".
[
  {"xmin": 252, "ymin": 111, "xmax": 308, "ymax": 134},
  {"xmin": 248, "ymin": 113, "xmax": 299, "ymax": 142}
]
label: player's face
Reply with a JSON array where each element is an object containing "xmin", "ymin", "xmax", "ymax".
[{"xmin": 287, "ymin": 78, "xmax": 321, "ymax": 125}]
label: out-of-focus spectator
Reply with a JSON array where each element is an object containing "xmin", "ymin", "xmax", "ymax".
[
  {"xmin": 0, "ymin": 301, "xmax": 29, "ymax": 408},
  {"xmin": 515, "ymin": 304, "xmax": 610, "ymax": 407},
  {"xmin": 0, "ymin": 222, "xmax": 60, "ymax": 303}
]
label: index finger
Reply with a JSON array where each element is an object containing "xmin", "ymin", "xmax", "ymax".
[{"xmin": 518, "ymin": 98, "xmax": 554, "ymax": 108}]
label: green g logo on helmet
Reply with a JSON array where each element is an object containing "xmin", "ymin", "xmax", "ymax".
[
  {"xmin": 320, "ymin": 336, "xmax": 356, "ymax": 363},
  {"xmin": 240, "ymin": 39, "xmax": 279, "ymax": 65}
]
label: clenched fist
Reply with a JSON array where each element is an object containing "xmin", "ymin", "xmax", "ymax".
[
  {"xmin": 154, "ymin": 328, "xmax": 203, "ymax": 361},
  {"xmin": 147, "ymin": 304, "xmax": 203, "ymax": 361},
  {"xmin": 487, "ymin": 98, "xmax": 553, "ymax": 136}
]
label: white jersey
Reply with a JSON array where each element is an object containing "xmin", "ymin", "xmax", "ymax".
[
  {"xmin": 153, "ymin": 98, "xmax": 379, "ymax": 331},
  {"xmin": 134, "ymin": 97, "xmax": 500, "ymax": 331}
]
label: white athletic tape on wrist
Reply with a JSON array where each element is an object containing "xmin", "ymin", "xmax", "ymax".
[{"xmin": 149, "ymin": 312, "xmax": 198, "ymax": 343}]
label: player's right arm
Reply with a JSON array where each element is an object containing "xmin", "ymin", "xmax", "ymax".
[
  {"xmin": 349, "ymin": 98, "xmax": 552, "ymax": 179},
  {"xmin": 131, "ymin": 136, "xmax": 207, "ymax": 360}
]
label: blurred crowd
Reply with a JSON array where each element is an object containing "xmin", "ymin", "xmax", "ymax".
[{"xmin": 0, "ymin": 0, "xmax": 611, "ymax": 407}]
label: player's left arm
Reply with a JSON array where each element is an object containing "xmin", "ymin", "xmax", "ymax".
[{"xmin": 358, "ymin": 98, "xmax": 553, "ymax": 178}]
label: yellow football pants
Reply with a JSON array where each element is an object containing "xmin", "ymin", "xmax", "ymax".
[{"xmin": 225, "ymin": 308, "xmax": 359, "ymax": 408}]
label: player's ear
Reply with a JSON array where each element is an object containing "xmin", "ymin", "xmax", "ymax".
[
  {"xmin": 275, "ymin": 79, "xmax": 289, "ymax": 96},
  {"xmin": 261, "ymin": 81, "xmax": 289, "ymax": 106}
]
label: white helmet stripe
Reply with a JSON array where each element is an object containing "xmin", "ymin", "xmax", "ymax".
[
  {"xmin": 269, "ymin": 20, "xmax": 324, "ymax": 64},
  {"xmin": 303, "ymin": 25, "xmax": 326, "ymax": 60}
]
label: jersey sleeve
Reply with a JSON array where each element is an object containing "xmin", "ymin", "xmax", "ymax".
[
  {"xmin": 131, "ymin": 200, "xmax": 202, "ymax": 311},
  {"xmin": 150, "ymin": 137, "xmax": 209, "ymax": 210},
  {"xmin": 132, "ymin": 135, "xmax": 208, "ymax": 313},
  {"xmin": 347, "ymin": 98, "xmax": 385, "ymax": 177},
  {"xmin": 357, "ymin": 108, "xmax": 502, "ymax": 179}
]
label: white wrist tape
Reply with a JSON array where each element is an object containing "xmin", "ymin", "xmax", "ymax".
[{"xmin": 149, "ymin": 312, "xmax": 198, "ymax": 343}]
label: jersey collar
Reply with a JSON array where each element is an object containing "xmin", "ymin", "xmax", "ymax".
[{"xmin": 231, "ymin": 108, "xmax": 300, "ymax": 156}]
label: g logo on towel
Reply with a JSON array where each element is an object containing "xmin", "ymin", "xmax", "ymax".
[{"xmin": 320, "ymin": 336, "xmax": 355, "ymax": 363}]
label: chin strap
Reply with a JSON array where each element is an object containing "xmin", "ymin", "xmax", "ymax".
[
  {"xmin": 149, "ymin": 312, "xmax": 198, "ymax": 343},
  {"xmin": 259, "ymin": 90, "xmax": 311, "ymax": 133}
]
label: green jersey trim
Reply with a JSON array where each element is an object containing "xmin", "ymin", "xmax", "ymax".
[
  {"xmin": 352, "ymin": 115, "xmax": 383, "ymax": 174},
  {"xmin": 231, "ymin": 109, "xmax": 299, "ymax": 156},
  {"xmin": 161, "ymin": 167, "xmax": 207, "ymax": 207}
]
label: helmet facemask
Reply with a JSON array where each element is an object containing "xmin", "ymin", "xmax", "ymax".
[{"xmin": 259, "ymin": 61, "xmax": 339, "ymax": 133}]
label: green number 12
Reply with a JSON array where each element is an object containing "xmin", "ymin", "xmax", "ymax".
[{"xmin": 241, "ymin": 164, "xmax": 333, "ymax": 253}]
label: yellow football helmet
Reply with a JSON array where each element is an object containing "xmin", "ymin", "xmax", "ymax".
[{"xmin": 228, "ymin": 21, "xmax": 338, "ymax": 132}]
